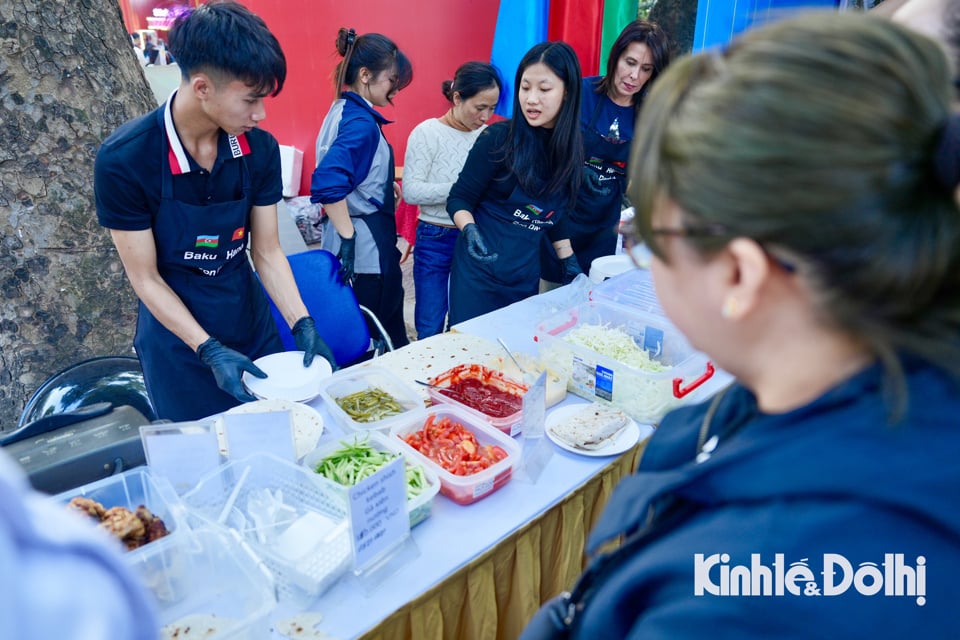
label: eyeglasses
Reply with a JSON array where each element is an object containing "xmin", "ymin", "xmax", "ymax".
[
  {"xmin": 648, "ymin": 224, "xmax": 729, "ymax": 239},
  {"xmin": 621, "ymin": 225, "xmax": 727, "ymax": 268},
  {"xmin": 623, "ymin": 225, "xmax": 796, "ymax": 273}
]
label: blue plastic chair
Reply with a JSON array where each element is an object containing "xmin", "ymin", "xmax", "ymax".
[{"xmin": 264, "ymin": 249, "xmax": 393, "ymax": 367}]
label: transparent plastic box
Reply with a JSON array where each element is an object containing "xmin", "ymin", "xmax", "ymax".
[
  {"xmin": 150, "ymin": 527, "xmax": 276, "ymax": 640},
  {"xmin": 318, "ymin": 365, "xmax": 426, "ymax": 432},
  {"xmin": 55, "ymin": 467, "xmax": 186, "ymax": 570},
  {"xmin": 589, "ymin": 268, "xmax": 665, "ymax": 316},
  {"xmin": 302, "ymin": 431, "xmax": 441, "ymax": 528},
  {"xmin": 180, "ymin": 452, "xmax": 352, "ymax": 603},
  {"xmin": 389, "ymin": 406, "xmax": 521, "ymax": 505},
  {"xmin": 534, "ymin": 300, "xmax": 715, "ymax": 425},
  {"xmin": 425, "ymin": 363, "xmax": 529, "ymax": 436}
]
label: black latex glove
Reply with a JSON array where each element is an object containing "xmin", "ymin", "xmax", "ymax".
[
  {"xmin": 292, "ymin": 316, "xmax": 338, "ymax": 370},
  {"xmin": 561, "ymin": 253, "xmax": 584, "ymax": 284},
  {"xmin": 337, "ymin": 232, "xmax": 356, "ymax": 284},
  {"xmin": 583, "ymin": 166, "xmax": 613, "ymax": 197},
  {"xmin": 462, "ymin": 223, "xmax": 498, "ymax": 263},
  {"xmin": 196, "ymin": 337, "xmax": 265, "ymax": 403}
]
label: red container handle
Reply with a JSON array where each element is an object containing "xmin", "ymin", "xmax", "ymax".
[{"xmin": 673, "ymin": 361, "xmax": 715, "ymax": 399}]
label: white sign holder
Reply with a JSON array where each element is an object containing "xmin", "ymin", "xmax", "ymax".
[{"xmin": 346, "ymin": 455, "xmax": 419, "ymax": 593}]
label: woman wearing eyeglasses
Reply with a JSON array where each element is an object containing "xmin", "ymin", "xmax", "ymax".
[
  {"xmin": 523, "ymin": 13, "xmax": 960, "ymax": 639},
  {"xmin": 540, "ymin": 20, "xmax": 670, "ymax": 286},
  {"xmin": 310, "ymin": 28, "xmax": 413, "ymax": 351}
]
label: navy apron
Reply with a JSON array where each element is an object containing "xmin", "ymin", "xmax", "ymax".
[
  {"xmin": 541, "ymin": 99, "xmax": 631, "ymax": 280},
  {"xmin": 449, "ymin": 183, "xmax": 566, "ymax": 325},
  {"xmin": 351, "ymin": 143, "xmax": 409, "ymax": 350},
  {"xmin": 134, "ymin": 137, "xmax": 282, "ymax": 422}
]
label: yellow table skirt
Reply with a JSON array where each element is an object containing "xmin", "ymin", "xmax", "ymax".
[{"xmin": 360, "ymin": 440, "xmax": 647, "ymax": 640}]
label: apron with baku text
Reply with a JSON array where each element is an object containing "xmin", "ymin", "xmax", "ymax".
[{"xmin": 134, "ymin": 137, "xmax": 281, "ymax": 421}]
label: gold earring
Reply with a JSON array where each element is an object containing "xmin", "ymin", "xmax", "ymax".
[{"xmin": 721, "ymin": 297, "xmax": 739, "ymax": 319}]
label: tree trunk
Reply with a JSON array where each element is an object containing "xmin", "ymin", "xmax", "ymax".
[
  {"xmin": 649, "ymin": 0, "xmax": 700, "ymax": 59},
  {"xmin": 0, "ymin": 0, "xmax": 158, "ymax": 429}
]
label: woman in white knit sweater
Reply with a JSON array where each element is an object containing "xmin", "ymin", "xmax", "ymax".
[{"xmin": 402, "ymin": 62, "xmax": 502, "ymax": 338}]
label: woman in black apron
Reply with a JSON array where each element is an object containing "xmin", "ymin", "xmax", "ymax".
[
  {"xmin": 541, "ymin": 20, "xmax": 671, "ymax": 283},
  {"xmin": 447, "ymin": 42, "xmax": 584, "ymax": 325},
  {"xmin": 310, "ymin": 28, "xmax": 413, "ymax": 351}
]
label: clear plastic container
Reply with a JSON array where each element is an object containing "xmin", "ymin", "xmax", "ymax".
[
  {"xmin": 150, "ymin": 527, "xmax": 276, "ymax": 640},
  {"xmin": 180, "ymin": 452, "xmax": 352, "ymax": 603},
  {"xmin": 425, "ymin": 363, "xmax": 529, "ymax": 436},
  {"xmin": 318, "ymin": 365, "xmax": 426, "ymax": 432},
  {"xmin": 55, "ymin": 467, "xmax": 186, "ymax": 569},
  {"xmin": 389, "ymin": 406, "xmax": 521, "ymax": 505},
  {"xmin": 534, "ymin": 300, "xmax": 715, "ymax": 425},
  {"xmin": 302, "ymin": 431, "xmax": 441, "ymax": 528},
  {"xmin": 589, "ymin": 268, "xmax": 665, "ymax": 316},
  {"xmin": 56, "ymin": 470, "xmax": 276, "ymax": 638}
]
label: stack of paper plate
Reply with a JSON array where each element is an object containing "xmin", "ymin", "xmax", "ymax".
[{"xmin": 241, "ymin": 351, "xmax": 332, "ymax": 402}]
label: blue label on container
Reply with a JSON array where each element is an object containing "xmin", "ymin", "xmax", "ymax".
[
  {"xmin": 595, "ymin": 365, "xmax": 614, "ymax": 401},
  {"xmin": 643, "ymin": 326, "xmax": 664, "ymax": 356}
]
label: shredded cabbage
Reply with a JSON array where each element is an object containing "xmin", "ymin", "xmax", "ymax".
[
  {"xmin": 563, "ymin": 324, "xmax": 667, "ymax": 372},
  {"xmin": 540, "ymin": 323, "xmax": 680, "ymax": 424}
]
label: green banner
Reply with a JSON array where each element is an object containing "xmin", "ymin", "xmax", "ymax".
[{"xmin": 599, "ymin": 0, "xmax": 640, "ymax": 76}]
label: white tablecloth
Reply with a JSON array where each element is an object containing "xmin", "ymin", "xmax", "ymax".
[{"xmin": 273, "ymin": 284, "xmax": 729, "ymax": 638}]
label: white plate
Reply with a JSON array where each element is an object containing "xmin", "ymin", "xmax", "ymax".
[
  {"xmin": 545, "ymin": 403, "xmax": 648, "ymax": 457},
  {"xmin": 224, "ymin": 399, "xmax": 324, "ymax": 460},
  {"xmin": 242, "ymin": 351, "xmax": 332, "ymax": 402}
]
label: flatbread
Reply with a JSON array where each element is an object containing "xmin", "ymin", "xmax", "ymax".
[
  {"xmin": 369, "ymin": 331, "xmax": 567, "ymax": 407},
  {"xmin": 366, "ymin": 332, "xmax": 505, "ymax": 401},
  {"xmin": 160, "ymin": 614, "xmax": 230, "ymax": 639},
  {"xmin": 274, "ymin": 613, "xmax": 331, "ymax": 639},
  {"xmin": 549, "ymin": 405, "xmax": 629, "ymax": 450}
]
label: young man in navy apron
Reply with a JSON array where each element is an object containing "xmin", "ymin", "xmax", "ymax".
[{"xmin": 95, "ymin": 2, "xmax": 335, "ymax": 422}]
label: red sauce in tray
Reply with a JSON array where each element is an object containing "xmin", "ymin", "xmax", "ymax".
[{"xmin": 439, "ymin": 378, "xmax": 523, "ymax": 418}]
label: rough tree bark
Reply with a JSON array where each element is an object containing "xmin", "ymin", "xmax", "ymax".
[
  {"xmin": 649, "ymin": 0, "xmax": 699, "ymax": 59},
  {"xmin": 0, "ymin": 0, "xmax": 158, "ymax": 429}
]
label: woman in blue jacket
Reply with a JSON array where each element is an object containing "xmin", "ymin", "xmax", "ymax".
[
  {"xmin": 446, "ymin": 42, "xmax": 583, "ymax": 325},
  {"xmin": 311, "ymin": 28, "xmax": 413, "ymax": 351},
  {"xmin": 524, "ymin": 13, "xmax": 960, "ymax": 639}
]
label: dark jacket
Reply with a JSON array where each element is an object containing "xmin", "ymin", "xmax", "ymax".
[{"xmin": 523, "ymin": 358, "xmax": 960, "ymax": 639}]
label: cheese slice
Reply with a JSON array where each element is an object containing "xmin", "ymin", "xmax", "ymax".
[{"xmin": 550, "ymin": 405, "xmax": 629, "ymax": 450}]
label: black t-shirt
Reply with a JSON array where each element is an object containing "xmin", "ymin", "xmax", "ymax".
[
  {"xmin": 446, "ymin": 121, "xmax": 568, "ymax": 238},
  {"xmin": 95, "ymin": 94, "xmax": 281, "ymax": 231}
]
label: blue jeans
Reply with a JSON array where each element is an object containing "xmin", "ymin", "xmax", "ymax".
[{"xmin": 413, "ymin": 221, "xmax": 459, "ymax": 339}]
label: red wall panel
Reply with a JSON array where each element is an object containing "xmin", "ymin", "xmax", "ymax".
[{"xmin": 242, "ymin": 0, "xmax": 501, "ymax": 195}]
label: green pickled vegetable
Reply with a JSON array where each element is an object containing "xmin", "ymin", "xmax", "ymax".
[
  {"xmin": 335, "ymin": 387, "xmax": 406, "ymax": 423},
  {"xmin": 314, "ymin": 437, "xmax": 426, "ymax": 499}
]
